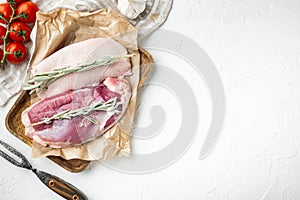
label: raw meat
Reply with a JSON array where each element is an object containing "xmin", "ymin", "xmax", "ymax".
[
  {"xmin": 21, "ymin": 77, "xmax": 131, "ymax": 148},
  {"xmin": 32, "ymin": 38, "xmax": 131, "ymax": 99}
]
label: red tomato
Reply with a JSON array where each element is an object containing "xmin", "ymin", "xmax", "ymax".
[
  {"xmin": 0, "ymin": 25, "xmax": 7, "ymax": 45},
  {"xmin": 16, "ymin": 2, "xmax": 38, "ymax": 23},
  {"xmin": 0, "ymin": 3, "xmax": 13, "ymax": 24},
  {"xmin": 6, "ymin": 0, "xmax": 28, "ymax": 8},
  {"xmin": 9, "ymin": 21, "xmax": 31, "ymax": 42},
  {"xmin": 6, "ymin": 42, "xmax": 27, "ymax": 64},
  {"xmin": 0, "ymin": 48, "xmax": 3, "ymax": 60}
]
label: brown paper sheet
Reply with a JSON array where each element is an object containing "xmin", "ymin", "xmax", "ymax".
[{"xmin": 29, "ymin": 8, "xmax": 144, "ymax": 160}]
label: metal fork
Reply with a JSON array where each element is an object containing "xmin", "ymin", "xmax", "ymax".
[{"xmin": 0, "ymin": 140, "xmax": 88, "ymax": 200}]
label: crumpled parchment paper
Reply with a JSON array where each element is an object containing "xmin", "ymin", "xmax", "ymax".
[
  {"xmin": 0, "ymin": 0, "xmax": 167, "ymax": 106},
  {"xmin": 29, "ymin": 8, "xmax": 145, "ymax": 161}
]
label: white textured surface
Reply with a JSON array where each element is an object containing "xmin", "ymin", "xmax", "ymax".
[{"xmin": 1, "ymin": 0, "xmax": 300, "ymax": 199}]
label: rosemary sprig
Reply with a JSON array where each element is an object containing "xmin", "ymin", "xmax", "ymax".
[
  {"xmin": 23, "ymin": 54, "xmax": 134, "ymax": 94},
  {"xmin": 31, "ymin": 97, "xmax": 122, "ymax": 127}
]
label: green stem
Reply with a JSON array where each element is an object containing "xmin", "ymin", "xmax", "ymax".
[
  {"xmin": 1, "ymin": 2, "xmax": 16, "ymax": 70},
  {"xmin": 0, "ymin": 15, "xmax": 8, "ymax": 24},
  {"xmin": 12, "ymin": 12, "xmax": 27, "ymax": 20}
]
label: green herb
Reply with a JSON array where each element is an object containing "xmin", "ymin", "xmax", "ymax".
[
  {"xmin": 31, "ymin": 97, "xmax": 122, "ymax": 127},
  {"xmin": 23, "ymin": 54, "xmax": 134, "ymax": 94}
]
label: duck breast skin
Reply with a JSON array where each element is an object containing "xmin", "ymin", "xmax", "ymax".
[{"xmin": 32, "ymin": 38, "xmax": 131, "ymax": 99}]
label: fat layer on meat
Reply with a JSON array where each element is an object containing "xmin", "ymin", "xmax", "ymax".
[{"xmin": 32, "ymin": 38, "xmax": 131, "ymax": 99}]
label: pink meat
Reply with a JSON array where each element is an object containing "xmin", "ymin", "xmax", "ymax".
[
  {"xmin": 21, "ymin": 77, "xmax": 131, "ymax": 148},
  {"xmin": 32, "ymin": 38, "xmax": 131, "ymax": 99}
]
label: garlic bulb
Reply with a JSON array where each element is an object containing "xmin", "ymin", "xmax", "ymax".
[{"xmin": 117, "ymin": 0, "xmax": 147, "ymax": 20}]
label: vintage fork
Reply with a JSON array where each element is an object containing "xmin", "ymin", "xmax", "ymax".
[{"xmin": 0, "ymin": 140, "xmax": 88, "ymax": 200}]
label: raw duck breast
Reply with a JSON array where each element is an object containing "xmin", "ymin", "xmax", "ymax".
[
  {"xmin": 32, "ymin": 38, "xmax": 131, "ymax": 99},
  {"xmin": 21, "ymin": 77, "xmax": 131, "ymax": 148}
]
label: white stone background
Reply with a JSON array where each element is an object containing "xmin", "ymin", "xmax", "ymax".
[{"xmin": 1, "ymin": 0, "xmax": 300, "ymax": 199}]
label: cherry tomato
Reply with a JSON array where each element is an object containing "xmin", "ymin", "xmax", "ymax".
[
  {"xmin": 0, "ymin": 25, "xmax": 7, "ymax": 45},
  {"xmin": 0, "ymin": 48, "xmax": 3, "ymax": 60},
  {"xmin": 9, "ymin": 21, "xmax": 31, "ymax": 42},
  {"xmin": 0, "ymin": 3, "xmax": 13, "ymax": 24},
  {"xmin": 6, "ymin": 42, "xmax": 27, "ymax": 64},
  {"xmin": 16, "ymin": 2, "xmax": 38, "ymax": 23},
  {"xmin": 6, "ymin": 0, "xmax": 28, "ymax": 8}
]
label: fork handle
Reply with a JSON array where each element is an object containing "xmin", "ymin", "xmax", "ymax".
[{"xmin": 34, "ymin": 170, "xmax": 88, "ymax": 200}]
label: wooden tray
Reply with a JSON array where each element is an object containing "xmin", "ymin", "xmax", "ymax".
[{"xmin": 5, "ymin": 48, "xmax": 153, "ymax": 173}]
